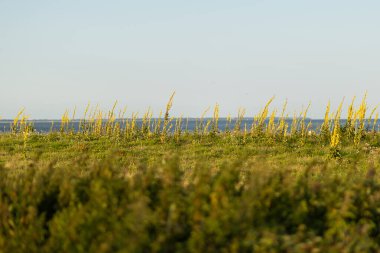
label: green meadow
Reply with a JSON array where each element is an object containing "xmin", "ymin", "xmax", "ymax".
[{"xmin": 2, "ymin": 95, "xmax": 380, "ymax": 252}]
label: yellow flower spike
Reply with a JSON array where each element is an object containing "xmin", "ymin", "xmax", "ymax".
[
  {"xmin": 267, "ymin": 109, "xmax": 277, "ymax": 136},
  {"xmin": 367, "ymin": 104, "xmax": 378, "ymax": 129},
  {"xmin": 347, "ymin": 96, "xmax": 355, "ymax": 127},
  {"xmin": 290, "ymin": 112, "xmax": 298, "ymax": 136},
  {"xmin": 330, "ymin": 98, "xmax": 344, "ymax": 150},
  {"xmin": 234, "ymin": 108, "xmax": 246, "ymax": 133},
  {"xmin": 213, "ymin": 103, "xmax": 220, "ymax": 133},
  {"xmin": 161, "ymin": 92, "xmax": 176, "ymax": 141},
  {"xmin": 300, "ymin": 102, "xmax": 311, "ymax": 138},
  {"xmin": 320, "ymin": 101, "xmax": 331, "ymax": 138},
  {"xmin": 277, "ymin": 100, "xmax": 288, "ymax": 137},
  {"xmin": 13, "ymin": 108, "xmax": 25, "ymax": 133},
  {"xmin": 354, "ymin": 92, "xmax": 367, "ymax": 146}
]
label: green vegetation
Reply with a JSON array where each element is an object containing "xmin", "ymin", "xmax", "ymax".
[{"xmin": 2, "ymin": 94, "xmax": 380, "ymax": 252}]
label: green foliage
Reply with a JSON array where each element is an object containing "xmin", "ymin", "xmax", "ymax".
[
  {"xmin": 1, "ymin": 91, "xmax": 380, "ymax": 252},
  {"xmin": 1, "ymin": 141, "xmax": 380, "ymax": 252}
]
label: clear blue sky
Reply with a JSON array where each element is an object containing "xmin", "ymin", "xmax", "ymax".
[{"xmin": 1, "ymin": 0, "xmax": 379, "ymax": 119}]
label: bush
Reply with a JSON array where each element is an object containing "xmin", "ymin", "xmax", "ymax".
[{"xmin": 1, "ymin": 152, "xmax": 380, "ymax": 252}]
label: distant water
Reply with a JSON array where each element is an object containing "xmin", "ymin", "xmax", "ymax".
[{"xmin": 0, "ymin": 118, "xmax": 378, "ymax": 133}]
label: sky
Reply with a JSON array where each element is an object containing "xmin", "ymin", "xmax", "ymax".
[{"xmin": 1, "ymin": 0, "xmax": 380, "ymax": 119}]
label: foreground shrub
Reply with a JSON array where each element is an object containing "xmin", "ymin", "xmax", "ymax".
[{"xmin": 1, "ymin": 154, "xmax": 380, "ymax": 252}]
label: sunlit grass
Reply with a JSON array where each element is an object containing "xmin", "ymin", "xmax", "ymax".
[{"xmin": 2, "ymin": 93, "xmax": 380, "ymax": 252}]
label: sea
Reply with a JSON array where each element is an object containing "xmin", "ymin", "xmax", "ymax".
[{"xmin": 0, "ymin": 118, "xmax": 378, "ymax": 133}]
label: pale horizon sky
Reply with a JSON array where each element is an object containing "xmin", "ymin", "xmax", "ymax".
[{"xmin": 1, "ymin": 0, "xmax": 380, "ymax": 119}]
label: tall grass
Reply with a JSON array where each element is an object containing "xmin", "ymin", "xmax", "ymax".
[{"xmin": 6, "ymin": 93, "xmax": 379, "ymax": 151}]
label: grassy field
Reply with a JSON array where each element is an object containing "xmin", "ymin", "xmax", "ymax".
[{"xmin": 2, "ymin": 95, "xmax": 380, "ymax": 252}]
